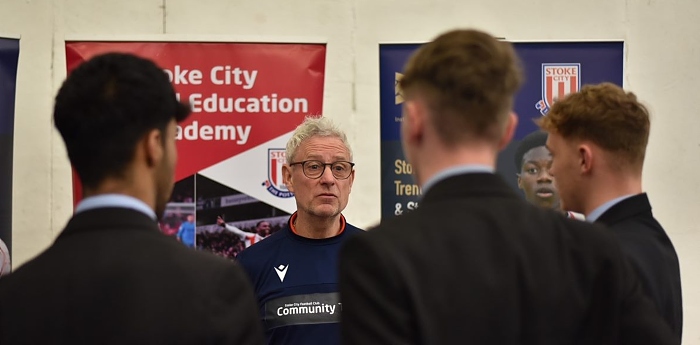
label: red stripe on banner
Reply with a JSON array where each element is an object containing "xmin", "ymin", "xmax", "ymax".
[
  {"xmin": 570, "ymin": 76, "xmax": 577, "ymax": 93},
  {"xmin": 558, "ymin": 82, "xmax": 566, "ymax": 101},
  {"xmin": 271, "ymin": 157, "xmax": 278, "ymax": 186}
]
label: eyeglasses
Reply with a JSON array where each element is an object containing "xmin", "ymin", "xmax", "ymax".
[{"xmin": 289, "ymin": 160, "xmax": 355, "ymax": 179}]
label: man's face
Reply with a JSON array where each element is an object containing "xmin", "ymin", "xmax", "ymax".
[
  {"xmin": 517, "ymin": 146, "xmax": 560, "ymax": 210},
  {"xmin": 256, "ymin": 221, "xmax": 271, "ymax": 237},
  {"xmin": 284, "ymin": 136, "xmax": 354, "ymax": 219},
  {"xmin": 154, "ymin": 120, "xmax": 178, "ymax": 219},
  {"xmin": 186, "ymin": 214, "xmax": 194, "ymax": 223},
  {"xmin": 545, "ymin": 132, "xmax": 583, "ymax": 213}
]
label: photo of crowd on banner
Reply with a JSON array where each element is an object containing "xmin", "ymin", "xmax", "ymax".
[
  {"xmin": 158, "ymin": 176, "xmax": 195, "ymax": 247},
  {"xmin": 194, "ymin": 174, "xmax": 289, "ymax": 259},
  {"xmin": 158, "ymin": 174, "xmax": 290, "ymax": 259}
]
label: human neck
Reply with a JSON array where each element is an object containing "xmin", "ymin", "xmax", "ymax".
[
  {"xmin": 413, "ymin": 143, "xmax": 496, "ymax": 187},
  {"xmin": 83, "ymin": 177, "xmax": 156, "ymax": 212},
  {"xmin": 293, "ymin": 212, "xmax": 342, "ymax": 239},
  {"xmin": 582, "ymin": 173, "xmax": 642, "ymax": 216}
]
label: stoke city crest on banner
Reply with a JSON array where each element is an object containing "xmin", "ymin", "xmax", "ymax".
[
  {"xmin": 535, "ymin": 63, "xmax": 581, "ymax": 115},
  {"xmin": 263, "ymin": 148, "xmax": 293, "ymax": 198}
]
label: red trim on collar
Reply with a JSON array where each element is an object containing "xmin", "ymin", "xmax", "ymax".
[{"xmin": 289, "ymin": 212, "xmax": 346, "ymax": 236}]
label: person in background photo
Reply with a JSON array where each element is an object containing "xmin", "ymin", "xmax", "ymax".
[
  {"xmin": 217, "ymin": 216, "xmax": 271, "ymax": 248},
  {"xmin": 514, "ymin": 130, "xmax": 584, "ymax": 220},
  {"xmin": 176, "ymin": 214, "xmax": 195, "ymax": 248}
]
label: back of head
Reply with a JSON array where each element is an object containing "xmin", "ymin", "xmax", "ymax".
[
  {"xmin": 399, "ymin": 29, "xmax": 523, "ymax": 145},
  {"xmin": 54, "ymin": 53, "xmax": 190, "ymax": 189},
  {"xmin": 285, "ymin": 116, "xmax": 352, "ymax": 162},
  {"xmin": 538, "ymin": 82, "xmax": 650, "ymax": 171}
]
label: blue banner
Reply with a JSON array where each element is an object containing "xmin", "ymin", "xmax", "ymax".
[
  {"xmin": 380, "ymin": 41, "xmax": 624, "ymax": 219},
  {"xmin": 0, "ymin": 37, "xmax": 19, "ymax": 275}
]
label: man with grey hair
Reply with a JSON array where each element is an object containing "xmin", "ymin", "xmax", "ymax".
[{"xmin": 236, "ymin": 116, "xmax": 363, "ymax": 345}]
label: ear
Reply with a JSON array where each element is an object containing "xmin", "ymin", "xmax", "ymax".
[
  {"xmin": 498, "ymin": 112, "xmax": 518, "ymax": 150},
  {"xmin": 578, "ymin": 143, "xmax": 593, "ymax": 174},
  {"xmin": 403, "ymin": 99, "xmax": 425, "ymax": 145},
  {"xmin": 516, "ymin": 173, "xmax": 523, "ymax": 189},
  {"xmin": 143, "ymin": 128, "xmax": 163, "ymax": 168},
  {"xmin": 282, "ymin": 164, "xmax": 294, "ymax": 193}
]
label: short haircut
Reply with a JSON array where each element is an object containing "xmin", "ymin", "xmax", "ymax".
[
  {"xmin": 514, "ymin": 130, "xmax": 548, "ymax": 172},
  {"xmin": 399, "ymin": 28, "xmax": 523, "ymax": 144},
  {"xmin": 286, "ymin": 116, "xmax": 353, "ymax": 163},
  {"xmin": 537, "ymin": 83, "xmax": 650, "ymax": 170},
  {"xmin": 54, "ymin": 53, "xmax": 190, "ymax": 189}
]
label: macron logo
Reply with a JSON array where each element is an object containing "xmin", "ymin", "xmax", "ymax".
[{"xmin": 274, "ymin": 264, "xmax": 289, "ymax": 282}]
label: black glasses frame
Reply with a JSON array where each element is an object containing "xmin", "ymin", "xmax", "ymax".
[{"xmin": 288, "ymin": 160, "xmax": 355, "ymax": 179}]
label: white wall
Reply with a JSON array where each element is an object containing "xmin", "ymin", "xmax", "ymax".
[{"xmin": 1, "ymin": 0, "xmax": 698, "ymax": 343}]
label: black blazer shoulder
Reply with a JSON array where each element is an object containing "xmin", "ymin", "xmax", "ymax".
[
  {"xmin": 597, "ymin": 194, "xmax": 659, "ymax": 230},
  {"xmin": 0, "ymin": 207, "xmax": 264, "ymax": 345},
  {"xmin": 361, "ymin": 173, "xmax": 619, "ymax": 262},
  {"xmin": 596, "ymin": 193, "xmax": 683, "ymax": 340},
  {"xmin": 340, "ymin": 174, "xmax": 678, "ymax": 344}
]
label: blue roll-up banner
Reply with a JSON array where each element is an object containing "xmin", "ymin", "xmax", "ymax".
[
  {"xmin": 380, "ymin": 41, "xmax": 624, "ymax": 220},
  {"xmin": 0, "ymin": 36, "xmax": 19, "ymax": 276}
]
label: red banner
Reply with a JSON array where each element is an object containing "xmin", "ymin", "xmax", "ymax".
[{"xmin": 65, "ymin": 42, "xmax": 326, "ymax": 207}]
